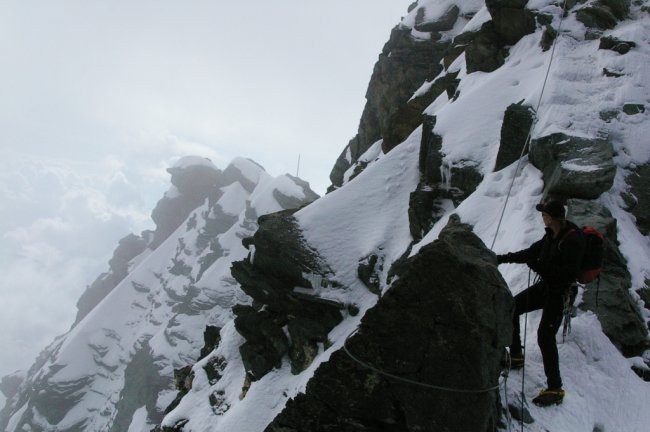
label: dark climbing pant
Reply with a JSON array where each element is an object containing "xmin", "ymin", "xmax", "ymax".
[{"xmin": 510, "ymin": 281, "xmax": 565, "ymax": 389}]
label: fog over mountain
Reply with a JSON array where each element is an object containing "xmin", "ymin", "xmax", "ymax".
[{"xmin": 0, "ymin": 0, "xmax": 411, "ymax": 382}]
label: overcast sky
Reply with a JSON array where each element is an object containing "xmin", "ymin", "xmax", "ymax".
[{"xmin": 0, "ymin": 0, "xmax": 412, "ymax": 382}]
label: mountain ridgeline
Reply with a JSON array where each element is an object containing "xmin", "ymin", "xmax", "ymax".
[{"xmin": 3, "ymin": 0, "xmax": 650, "ymax": 431}]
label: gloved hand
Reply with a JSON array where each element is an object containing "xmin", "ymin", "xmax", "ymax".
[
  {"xmin": 497, "ymin": 254, "xmax": 510, "ymax": 264},
  {"xmin": 527, "ymin": 259, "xmax": 542, "ymax": 274}
]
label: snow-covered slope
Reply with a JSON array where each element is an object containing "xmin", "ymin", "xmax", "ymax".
[{"xmin": 3, "ymin": 0, "xmax": 650, "ymax": 431}]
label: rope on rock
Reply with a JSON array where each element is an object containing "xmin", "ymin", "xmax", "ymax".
[
  {"xmin": 342, "ymin": 327, "xmax": 504, "ymax": 394},
  {"xmin": 490, "ymin": 0, "xmax": 571, "ymax": 251}
]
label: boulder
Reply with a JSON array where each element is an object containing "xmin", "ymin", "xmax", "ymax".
[
  {"xmin": 530, "ymin": 133, "xmax": 615, "ymax": 199},
  {"xmin": 567, "ymin": 200, "xmax": 649, "ymax": 357},
  {"xmin": 494, "ymin": 102, "xmax": 535, "ymax": 171},
  {"xmin": 486, "ymin": 0, "xmax": 536, "ymax": 46},
  {"xmin": 599, "ymin": 36, "xmax": 636, "ymax": 54},
  {"xmin": 266, "ymin": 217, "xmax": 513, "ymax": 432},
  {"xmin": 466, "ymin": 21, "xmax": 508, "ymax": 73}
]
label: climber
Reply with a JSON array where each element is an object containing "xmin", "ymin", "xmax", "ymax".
[{"xmin": 497, "ymin": 200, "xmax": 585, "ymax": 407}]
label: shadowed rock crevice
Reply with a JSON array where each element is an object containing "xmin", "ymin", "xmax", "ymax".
[{"xmin": 266, "ymin": 217, "xmax": 513, "ymax": 432}]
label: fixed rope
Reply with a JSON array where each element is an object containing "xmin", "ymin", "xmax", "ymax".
[
  {"xmin": 490, "ymin": 0, "xmax": 571, "ymax": 251},
  {"xmin": 343, "ymin": 328, "xmax": 504, "ymax": 394}
]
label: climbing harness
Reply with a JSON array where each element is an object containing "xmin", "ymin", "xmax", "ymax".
[
  {"xmin": 342, "ymin": 328, "xmax": 504, "ymax": 394},
  {"xmin": 490, "ymin": 0, "xmax": 571, "ymax": 251}
]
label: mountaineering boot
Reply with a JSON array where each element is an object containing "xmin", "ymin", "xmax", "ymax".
[
  {"xmin": 510, "ymin": 354, "xmax": 525, "ymax": 369},
  {"xmin": 532, "ymin": 388, "xmax": 565, "ymax": 406}
]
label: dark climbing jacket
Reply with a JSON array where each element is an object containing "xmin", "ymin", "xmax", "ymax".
[{"xmin": 499, "ymin": 221, "xmax": 586, "ymax": 292}]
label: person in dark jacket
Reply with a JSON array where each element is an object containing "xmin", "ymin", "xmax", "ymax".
[{"xmin": 497, "ymin": 200, "xmax": 585, "ymax": 406}]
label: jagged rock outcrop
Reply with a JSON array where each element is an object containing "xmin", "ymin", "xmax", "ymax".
[
  {"xmin": 329, "ymin": 26, "xmax": 451, "ymax": 188},
  {"xmin": 530, "ymin": 133, "xmax": 615, "ymax": 199},
  {"xmin": 150, "ymin": 157, "xmax": 222, "ymax": 249},
  {"xmin": 232, "ymin": 210, "xmax": 344, "ymax": 379},
  {"xmin": 74, "ymin": 233, "xmax": 148, "ymax": 324},
  {"xmin": 266, "ymin": 217, "xmax": 513, "ymax": 432},
  {"xmin": 494, "ymin": 102, "xmax": 535, "ymax": 171},
  {"xmin": 567, "ymin": 199, "xmax": 649, "ymax": 356}
]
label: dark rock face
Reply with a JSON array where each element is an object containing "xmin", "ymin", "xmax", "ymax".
[
  {"xmin": 599, "ymin": 36, "xmax": 636, "ymax": 54},
  {"xmin": 494, "ymin": 102, "xmax": 535, "ymax": 171},
  {"xmin": 74, "ymin": 233, "xmax": 148, "ymax": 324},
  {"xmin": 466, "ymin": 21, "xmax": 508, "ymax": 73},
  {"xmin": 624, "ymin": 163, "xmax": 650, "ymax": 235},
  {"xmin": 530, "ymin": 133, "xmax": 615, "ymax": 199},
  {"xmin": 382, "ymin": 72, "xmax": 459, "ymax": 151},
  {"xmin": 266, "ymin": 217, "xmax": 513, "ymax": 432},
  {"xmin": 567, "ymin": 200, "xmax": 649, "ymax": 356},
  {"xmin": 486, "ymin": 0, "xmax": 536, "ymax": 46},
  {"xmin": 329, "ymin": 25, "xmax": 451, "ymax": 187},
  {"xmin": 232, "ymin": 210, "xmax": 344, "ymax": 379}
]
